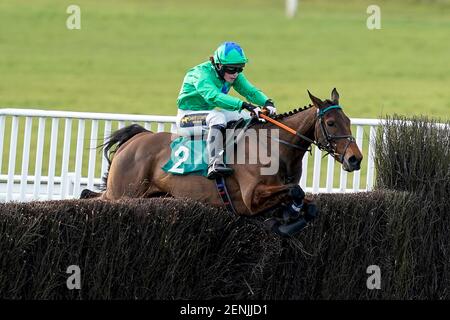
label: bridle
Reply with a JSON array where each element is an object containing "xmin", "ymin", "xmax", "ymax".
[
  {"xmin": 315, "ymin": 105, "xmax": 356, "ymax": 162},
  {"xmin": 265, "ymin": 105, "xmax": 355, "ymax": 162}
]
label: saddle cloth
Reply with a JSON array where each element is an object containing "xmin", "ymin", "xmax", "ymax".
[
  {"xmin": 161, "ymin": 137, "xmax": 208, "ymax": 176},
  {"xmin": 161, "ymin": 118, "xmax": 253, "ymax": 176}
]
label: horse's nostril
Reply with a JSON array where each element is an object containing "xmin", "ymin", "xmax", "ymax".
[{"xmin": 348, "ymin": 156, "xmax": 360, "ymax": 165}]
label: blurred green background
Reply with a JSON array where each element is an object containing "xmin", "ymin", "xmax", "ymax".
[{"xmin": 1, "ymin": 0, "xmax": 449, "ymax": 119}]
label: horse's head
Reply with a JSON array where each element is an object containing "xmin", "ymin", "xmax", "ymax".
[{"xmin": 307, "ymin": 88, "xmax": 363, "ymax": 172}]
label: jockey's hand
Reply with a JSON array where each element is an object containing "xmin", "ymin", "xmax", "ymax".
[
  {"xmin": 242, "ymin": 102, "xmax": 257, "ymax": 112},
  {"xmin": 264, "ymin": 99, "xmax": 277, "ymax": 116},
  {"xmin": 251, "ymin": 106, "xmax": 262, "ymax": 119},
  {"xmin": 263, "ymin": 106, "xmax": 276, "ymax": 116},
  {"xmin": 242, "ymin": 102, "xmax": 264, "ymax": 120}
]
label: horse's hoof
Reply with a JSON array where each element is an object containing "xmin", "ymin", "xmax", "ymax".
[
  {"xmin": 304, "ymin": 202, "xmax": 319, "ymax": 222},
  {"xmin": 80, "ymin": 189, "xmax": 100, "ymax": 199}
]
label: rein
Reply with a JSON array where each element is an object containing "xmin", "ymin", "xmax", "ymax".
[{"xmin": 260, "ymin": 105, "xmax": 355, "ymax": 160}]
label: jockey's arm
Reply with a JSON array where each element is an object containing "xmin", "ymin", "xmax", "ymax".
[
  {"xmin": 194, "ymin": 75, "xmax": 243, "ymax": 111},
  {"xmin": 233, "ymin": 73, "xmax": 270, "ymax": 107}
]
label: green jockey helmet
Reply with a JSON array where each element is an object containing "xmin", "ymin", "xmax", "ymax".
[{"xmin": 213, "ymin": 42, "xmax": 248, "ymax": 65}]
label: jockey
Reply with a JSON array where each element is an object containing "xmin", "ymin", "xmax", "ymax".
[{"xmin": 176, "ymin": 41, "xmax": 276, "ymax": 179}]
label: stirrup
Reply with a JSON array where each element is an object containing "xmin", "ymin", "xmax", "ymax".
[{"xmin": 207, "ymin": 162, "xmax": 233, "ymax": 179}]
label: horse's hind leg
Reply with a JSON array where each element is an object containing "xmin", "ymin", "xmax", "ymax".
[{"xmin": 80, "ymin": 189, "xmax": 103, "ymax": 199}]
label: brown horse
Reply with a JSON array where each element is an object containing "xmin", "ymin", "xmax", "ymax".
[{"xmin": 81, "ymin": 89, "xmax": 363, "ymax": 236}]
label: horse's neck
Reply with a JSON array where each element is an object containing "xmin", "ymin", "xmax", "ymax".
[
  {"xmin": 282, "ymin": 107, "xmax": 317, "ymax": 146},
  {"xmin": 277, "ymin": 107, "xmax": 317, "ymax": 183}
]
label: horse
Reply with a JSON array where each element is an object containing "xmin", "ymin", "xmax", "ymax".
[{"xmin": 81, "ymin": 88, "xmax": 363, "ymax": 236}]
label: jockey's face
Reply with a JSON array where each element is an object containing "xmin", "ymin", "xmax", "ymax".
[
  {"xmin": 219, "ymin": 64, "xmax": 244, "ymax": 83},
  {"xmin": 223, "ymin": 71, "xmax": 238, "ymax": 83}
]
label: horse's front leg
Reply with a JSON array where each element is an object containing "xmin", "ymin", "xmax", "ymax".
[
  {"xmin": 248, "ymin": 183, "xmax": 318, "ymax": 236},
  {"xmin": 249, "ymin": 183, "xmax": 300, "ymax": 214}
]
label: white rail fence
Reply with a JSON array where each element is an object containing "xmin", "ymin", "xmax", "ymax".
[{"xmin": 0, "ymin": 108, "xmax": 381, "ymax": 202}]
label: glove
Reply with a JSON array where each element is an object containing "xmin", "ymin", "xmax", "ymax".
[
  {"xmin": 264, "ymin": 106, "xmax": 276, "ymax": 116},
  {"xmin": 241, "ymin": 102, "xmax": 262, "ymax": 119},
  {"xmin": 264, "ymin": 99, "xmax": 277, "ymax": 115},
  {"xmin": 252, "ymin": 106, "xmax": 262, "ymax": 118}
]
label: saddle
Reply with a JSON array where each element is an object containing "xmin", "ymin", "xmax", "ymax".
[{"xmin": 162, "ymin": 118, "xmax": 256, "ymax": 176}]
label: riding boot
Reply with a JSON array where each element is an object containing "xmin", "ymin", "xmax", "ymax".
[{"xmin": 207, "ymin": 124, "xmax": 234, "ymax": 179}]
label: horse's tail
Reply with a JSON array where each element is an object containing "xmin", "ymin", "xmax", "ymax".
[{"xmin": 98, "ymin": 124, "xmax": 151, "ymax": 190}]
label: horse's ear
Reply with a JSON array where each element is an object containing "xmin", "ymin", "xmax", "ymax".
[
  {"xmin": 331, "ymin": 88, "xmax": 340, "ymax": 105},
  {"xmin": 308, "ymin": 90, "xmax": 325, "ymax": 109}
]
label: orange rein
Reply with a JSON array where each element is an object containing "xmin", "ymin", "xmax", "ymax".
[
  {"xmin": 257, "ymin": 111, "xmax": 317, "ymax": 148},
  {"xmin": 259, "ymin": 112, "xmax": 297, "ymax": 135}
]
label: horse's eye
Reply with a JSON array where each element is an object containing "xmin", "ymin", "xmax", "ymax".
[{"xmin": 327, "ymin": 120, "xmax": 335, "ymax": 127}]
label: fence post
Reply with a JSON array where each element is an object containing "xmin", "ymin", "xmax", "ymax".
[
  {"xmin": 47, "ymin": 118, "xmax": 59, "ymax": 200},
  {"xmin": 286, "ymin": 0, "xmax": 298, "ymax": 18},
  {"xmin": 6, "ymin": 116, "xmax": 19, "ymax": 202},
  {"xmin": 352, "ymin": 125, "xmax": 364, "ymax": 192},
  {"xmin": 19, "ymin": 117, "xmax": 33, "ymax": 201},
  {"xmin": 74, "ymin": 119, "xmax": 85, "ymax": 198},
  {"xmin": 87, "ymin": 120, "xmax": 98, "ymax": 190},
  {"xmin": 0, "ymin": 116, "xmax": 5, "ymax": 176},
  {"xmin": 366, "ymin": 126, "xmax": 377, "ymax": 191},
  {"xmin": 33, "ymin": 118, "xmax": 46, "ymax": 200},
  {"xmin": 61, "ymin": 119, "xmax": 73, "ymax": 199}
]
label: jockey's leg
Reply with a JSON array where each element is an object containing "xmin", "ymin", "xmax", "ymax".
[
  {"xmin": 176, "ymin": 109, "xmax": 209, "ymax": 137},
  {"xmin": 206, "ymin": 110, "xmax": 233, "ymax": 179},
  {"xmin": 220, "ymin": 108, "xmax": 252, "ymax": 124}
]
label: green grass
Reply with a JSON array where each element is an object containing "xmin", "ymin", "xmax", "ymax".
[{"xmin": 0, "ymin": 0, "xmax": 449, "ymax": 189}]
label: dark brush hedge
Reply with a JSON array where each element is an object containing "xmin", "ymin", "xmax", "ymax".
[
  {"xmin": 1, "ymin": 191, "xmax": 448, "ymax": 300},
  {"xmin": 375, "ymin": 115, "xmax": 450, "ymax": 202}
]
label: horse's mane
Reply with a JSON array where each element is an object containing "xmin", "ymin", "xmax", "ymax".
[
  {"xmin": 270, "ymin": 98, "xmax": 336, "ymax": 120},
  {"xmin": 248, "ymin": 99, "xmax": 335, "ymax": 128},
  {"xmin": 272, "ymin": 103, "xmax": 315, "ymax": 120},
  {"xmin": 247, "ymin": 103, "xmax": 315, "ymax": 129}
]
